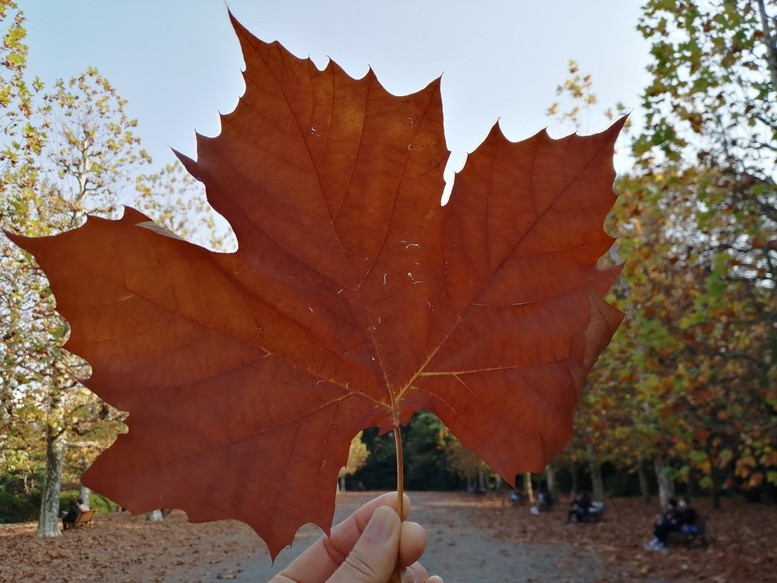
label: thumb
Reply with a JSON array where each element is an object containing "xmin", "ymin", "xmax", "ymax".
[{"xmin": 329, "ymin": 505, "xmax": 401, "ymax": 583}]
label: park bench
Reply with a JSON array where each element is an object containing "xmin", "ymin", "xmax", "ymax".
[
  {"xmin": 64, "ymin": 509, "xmax": 96, "ymax": 530},
  {"xmin": 581, "ymin": 501, "xmax": 605, "ymax": 522},
  {"xmin": 667, "ymin": 516, "xmax": 708, "ymax": 548}
]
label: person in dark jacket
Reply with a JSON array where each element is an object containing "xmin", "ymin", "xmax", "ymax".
[
  {"xmin": 62, "ymin": 499, "xmax": 80, "ymax": 529},
  {"xmin": 566, "ymin": 491, "xmax": 591, "ymax": 523},
  {"xmin": 646, "ymin": 497, "xmax": 698, "ymax": 551}
]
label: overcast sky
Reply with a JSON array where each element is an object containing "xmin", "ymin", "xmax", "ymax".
[{"xmin": 23, "ymin": 0, "xmax": 650, "ymax": 178}]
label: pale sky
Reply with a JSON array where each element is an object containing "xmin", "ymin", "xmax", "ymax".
[{"xmin": 23, "ymin": 0, "xmax": 650, "ymax": 179}]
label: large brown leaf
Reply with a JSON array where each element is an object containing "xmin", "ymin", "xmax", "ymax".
[{"xmin": 9, "ymin": 17, "xmax": 623, "ymax": 556}]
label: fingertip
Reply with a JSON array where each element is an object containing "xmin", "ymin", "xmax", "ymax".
[
  {"xmin": 329, "ymin": 505, "xmax": 401, "ymax": 581},
  {"xmin": 398, "ymin": 520, "xmax": 427, "ymax": 568},
  {"xmin": 364, "ymin": 505, "xmax": 401, "ymax": 543},
  {"xmin": 380, "ymin": 491, "xmax": 413, "ymax": 519},
  {"xmin": 402, "ymin": 562, "xmax": 429, "ymax": 582}
]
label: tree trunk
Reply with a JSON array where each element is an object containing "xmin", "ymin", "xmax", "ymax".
[
  {"xmin": 709, "ymin": 462, "xmax": 727, "ymax": 510},
  {"xmin": 545, "ymin": 464, "xmax": 556, "ymax": 495},
  {"xmin": 654, "ymin": 452, "xmax": 674, "ymax": 508},
  {"xmin": 586, "ymin": 443, "xmax": 605, "ymax": 501},
  {"xmin": 570, "ymin": 462, "xmax": 579, "ymax": 494},
  {"xmin": 37, "ymin": 390, "xmax": 65, "ymax": 538},
  {"xmin": 79, "ymin": 485, "xmax": 91, "ymax": 508},
  {"xmin": 147, "ymin": 509, "xmax": 164, "ymax": 522},
  {"xmin": 755, "ymin": 0, "xmax": 777, "ymax": 91},
  {"xmin": 524, "ymin": 472, "xmax": 535, "ymax": 503},
  {"xmin": 710, "ymin": 476, "xmax": 721, "ymax": 510},
  {"xmin": 637, "ymin": 457, "xmax": 651, "ymax": 504}
]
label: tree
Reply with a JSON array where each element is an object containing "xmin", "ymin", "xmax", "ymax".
[
  {"xmin": 2, "ymin": 0, "xmax": 242, "ymax": 532},
  {"xmin": 1, "ymin": 0, "xmax": 68, "ymax": 535},
  {"xmin": 338, "ymin": 432, "xmax": 369, "ymax": 491},
  {"xmin": 1, "ymin": 74, "xmax": 150, "ymax": 537},
  {"xmin": 548, "ymin": 1, "xmax": 777, "ymax": 504},
  {"xmin": 134, "ymin": 161, "xmax": 235, "ymax": 251},
  {"xmin": 403, "ymin": 411, "xmax": 457, "ymax": 491},
  {"xmin": 631, "ymin": 0, "xmax": 776, "ymax": 501},
  {"xmin": 544, "ymin": 61, "xmax": 632, "ymax": 503},
  {"xmin": 440, "ymin": 424, "xmax": 494, "ymax": 492},
  {"xmin": 1, "ymin": 4, "xmax": 157, "ymax": 535}
]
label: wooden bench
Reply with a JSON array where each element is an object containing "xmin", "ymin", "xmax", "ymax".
[
  {"xmin": 64, "ymin": 509, "xmax": 96, "ymax": 530},
  {"xmin": 667, "ymin": 517, "xmax": 708, "ymax": 548}
]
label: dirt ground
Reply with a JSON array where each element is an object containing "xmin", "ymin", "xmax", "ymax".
[
  {"xmin": 0, "ymin": 491, "xmax": 775, "ymax": 582},
  {"xmin": 475, "ymin": 493, "xmax": 777, "ymax": 582}
]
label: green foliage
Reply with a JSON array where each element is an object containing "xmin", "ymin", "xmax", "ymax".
[
  {"xmin": 403, "ymin": 411, "xmax": 457, "ymax": 490},
  {"xmin": 0, "ymin": 491, "xmax": 38, "ymax": 523},
  {"xmin": 354, "ymin": 428, "xmax": 397, "ymax": 490},
  {"xmin": 354, "ymin": 412, "xmax": 462, "ymax": 490},
  {"xmin": 0, "ymin": 486, "xmax": 115, "ymax": 525},
  {"xmin": 88, "ymin": 492, "xmax": 115, "ymax": 513},
  {"xmin": 58, "ymin": 489, "xmax": 78, "ymax": 514},
  {"xmin": 636, "ymin": 0, "xmax": 776, "ymax": 169},
  {"xmin": 133, "ymin": 161, "xmax": 235, "ymax": 251},
  {"xmin": 59, "ymin": 489, "xmax": 115, "ymax": 514}
]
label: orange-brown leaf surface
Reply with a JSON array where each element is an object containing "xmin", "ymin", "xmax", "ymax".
[{"xmin": 9, "ymin": 17, "xmax": 623, "ymax": 556}]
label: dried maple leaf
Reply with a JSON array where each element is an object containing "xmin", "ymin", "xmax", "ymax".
[{"xmin": 9, "ymin": 17, "xmax": 623, "ymax": 556}]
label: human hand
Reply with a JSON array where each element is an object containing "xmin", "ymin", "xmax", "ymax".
[{"xmin": 268, "ymin": 492, "xmax": 444, "ymax": 583}]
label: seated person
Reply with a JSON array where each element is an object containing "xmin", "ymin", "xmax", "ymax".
[
  {"xmin": 61, "ymin": 499, "xmax": 80, "ymax": 529},
  {"xmin": 647, "ymin": 497, "xmax": 697, "ymax": 550},
  {"xmin": 536, "ymin": 487, "xmax": 553, "ymax": 511},
  {"xmin": 677, "ymin": 496, "xmax": 699, "ymax": 535},
  {"xmin": 530, "ymin": 487, "xmax": 554, "ymax": 516},
  {"xmin": 566, "ymin": 490, "xmax": 591, "ymax": 523}
]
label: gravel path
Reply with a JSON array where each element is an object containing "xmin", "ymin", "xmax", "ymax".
[{"xmin": 165, "ymin": 491, "xmax": 607, "ymax": 583}]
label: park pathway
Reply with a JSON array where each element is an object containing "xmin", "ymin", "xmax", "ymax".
[{"xmin": 165, "ymin": 491, "xmax": 612, "ymax": 583}]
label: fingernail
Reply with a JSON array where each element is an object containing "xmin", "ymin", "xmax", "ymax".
[{"xmin": 364, "ymin": 506, "xmax": 394, "ymax": 543}]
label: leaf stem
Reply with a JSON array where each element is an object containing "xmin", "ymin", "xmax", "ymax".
[
  {"xmin": 390, "ymin": 426, "xmax": 405, "ymax": 583},
  {"xmin": 393, "ymin": 426, "xmax": 404, "ymax": 517}
]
